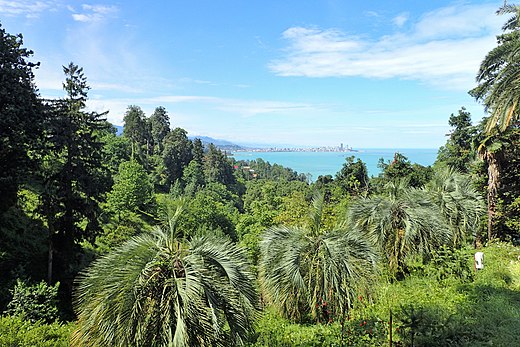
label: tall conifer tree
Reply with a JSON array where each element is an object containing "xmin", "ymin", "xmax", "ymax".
[{"xmin": 41, "ymin": 63, "xmax": 110, "ymax": 285}]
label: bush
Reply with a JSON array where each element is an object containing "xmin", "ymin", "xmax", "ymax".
[
  {"xmin": 247, "ymin": 309, "xmax": 337, "ymax": 346},
  {"xmin": 247, "ymin": 309, "xmax": 387, "ymax": 347},
  {"xmin": 0, "ymin": 315, "xmax": 73, "ymax": 347},
  {"xmin": 7, "ymin": 280, "xmax": 59, "ymax": 323}
]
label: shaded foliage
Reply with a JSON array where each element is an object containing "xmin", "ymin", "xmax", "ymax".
[
  {"xmin": 7, "ymin": 280, "xmax": 59, "ymax": 323},
  {"xmin": 0, "ymin": 24, "xmax": 43, "ymax": 211}
]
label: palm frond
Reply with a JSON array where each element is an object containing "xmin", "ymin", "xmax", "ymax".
[
  {"xmin": 72, "ymin": 226, "xmax": 258, "ymax": 346},
  {"xmin": 260, "ymin": 215, "xmax": 377, "ymax": 322}
]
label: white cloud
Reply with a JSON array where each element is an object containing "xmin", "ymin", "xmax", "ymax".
[
  {"xmin": 393, "ymin": 12, "xmax": 409, "ymax": 27},
  {"xmin": 282, "ymin": 27, "xmax": 362, "ymax": 52},
  {"xmin": 270, "ymin": 3, "xmax": 505, "ymax": 91},
  {"xmin": 71, "ymin": 13, "xmax": 90, "ymax": 22},
  {"xmin": 82, "ymin": 4, "xmax": 116, "ymax": 15},
  {"xmin": 148, "ymin": 96, "xmax": 316, "ymax": 118},
  {"xmin": 69, "ymin": 3, "xmax": 118, "ymax": 23},
  {"xmin": 0, "ymin": 0, "xmax": 56, "ymax": 18}
]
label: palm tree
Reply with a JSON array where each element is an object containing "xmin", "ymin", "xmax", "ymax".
[
  {"xmin": 259, "ymin": 193, "xmax": 377, "ymax": 323},
  {"xmin": 471, "ymin": 5, "xmax": 520, "ymax": 240},
  {"xmin": 471, "ymin": 4, "xmax": 520, "ymax": 133},
  {"xmin": 348, "ymin": 180, "xmax": 451, "ymax": 277},
  {"xmin": 426, "ymin": 169, "xmax": 485, "ymax": 246},
  {"xmin": 477, "ymin": 133, "xmax": 507, "ymax": 241},
  {"xmin": 72, "ymin": 202, "xmax": 258, "ymax": 347}
]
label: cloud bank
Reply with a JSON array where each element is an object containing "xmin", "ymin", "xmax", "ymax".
[
  {"xmin": 269, "ymin": 3, "xmax": 504, "ymax": 91},
  {"xmin": 0, "ymin": 0, "xmax": 56, "ymax": 18}
]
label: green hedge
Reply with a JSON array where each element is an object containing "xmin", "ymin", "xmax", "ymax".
[{"xmin": 0, "ymin": 315, "xmax": 74, "ymax": 347}]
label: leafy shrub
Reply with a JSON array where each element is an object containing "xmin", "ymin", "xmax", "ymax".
[
  {"xmin": 248, "ymin": 309, "xmax": 338, "ymax": 346},
  {"xmin": 394, "ymin": 304, "xmax": 473, "ymax": 347},
  {"xmin": 7, "ymin": 279, "xmax": 59, "ymax": 323},
  {"xmin": 248, "ymin": 309, "xmax": 387, "ymax": 346},
  {"xmin": 0, "ymin": 315, "xmax": 73, "ymax": 347},
  {"xmin": 426, "ymin": 246, "xmax": 474, "ymax": 282},
  {"xmin": 341, "ymin": 314, "xmax": 388, "ymax": 346}
]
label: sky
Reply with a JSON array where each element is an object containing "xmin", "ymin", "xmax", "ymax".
[{"xmin": 0, "ymin": 0, "xmax": 509, "ymax": 148}]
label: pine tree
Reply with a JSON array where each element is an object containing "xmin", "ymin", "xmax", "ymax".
[{"xmin": 40, "ymin": 63, "xmax": 110, "ymax": 286}]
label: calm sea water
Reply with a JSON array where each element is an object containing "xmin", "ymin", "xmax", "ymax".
[{"xmin": 230, "ymin": 148, "xmax": 439, "ymax": 180}]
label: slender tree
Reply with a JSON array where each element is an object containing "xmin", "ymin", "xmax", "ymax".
[
  {"xmin": 470, "ymin": 5, "xmax": 520, "ymax": 240},
  {"xmin": 477, "ymin": 131, "xmax": 506, "ymax": 240},
  {"xmin": 148, "ymin": 106, "xmax": 170, "ymax": 153},
  {"xmin": 162, "ymin": 128, "xmax": 193, "ymax": 189},
  {"xmin": 41, "ymin": 63, "xmax": 110, "ymax": 284},
  {"xmin": 72, "ymin": 201, "xmax": 258, "ymax": 347},
  {"xmin": 123, "ymin": 105, "xmax": 151, "ymax": 159},
  {"xmin": 436, "ymin": 107, "xmax": 477, "ymax": 173}
]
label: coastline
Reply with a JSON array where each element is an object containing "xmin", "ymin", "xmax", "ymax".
[{"xmin": 230, "ymin": 148, "xmax": 438, "ymax": 180}]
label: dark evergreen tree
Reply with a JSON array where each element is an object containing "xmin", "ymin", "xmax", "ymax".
[
  {"xmin": 192, "ymin": 137, "xmax": 205, "ymax": 164},
  {"xmin": 162, "ymin": 128, "xmax": 193, "ymax": 189},
  {"xmin": 40, "ymin": 63, "xmax": 110, "ymax": 288},
  {"xmin": 0, "ymin": 24, "xmax": 43, "ymax": 210},
  {"xmin": 123, "ymin": 105, "xmax": 150, "ymax": 159},
  {"xmin": 182, "ymin": 160, "xmax": 205, "ymax": 196},
  {"xmin": 148, "ymin": 106, "xmax": 170, "ymax": 153},
  {"xmin": 204, "ymin": 143, "xmax": 236, "ymax": 186}
]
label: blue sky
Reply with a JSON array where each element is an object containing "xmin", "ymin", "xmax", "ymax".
[{"xmin": 0, "ymin": 0, "xmax": 507, "ymax": 148}]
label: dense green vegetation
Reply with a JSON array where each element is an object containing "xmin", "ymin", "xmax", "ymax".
[{"xmin": 1, "ymin": 4, "xmax": 520, "ymax": 346}]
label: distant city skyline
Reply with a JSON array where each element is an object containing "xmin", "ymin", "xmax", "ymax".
[{"xmin": 0, "ymin": 0, "xmax": 506, "ymax": 148}]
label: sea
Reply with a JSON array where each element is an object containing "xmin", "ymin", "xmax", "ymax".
[{"xmin": 230, "ymin": 148, "xmax": 439, "ymax": 181}]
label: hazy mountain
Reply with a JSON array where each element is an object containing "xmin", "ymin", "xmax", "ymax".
[
  {"xmin": 188, "ymin": 136, "xmax": 246, "ymax": 151},
  {"xmin": 113, "ymin": 124, "xmax": 245, "ymax": 150}
]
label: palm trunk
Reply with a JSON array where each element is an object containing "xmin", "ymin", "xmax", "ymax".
[{"xmin": 485, "ymin": 150, "xmax": 501, "ymax": 240}]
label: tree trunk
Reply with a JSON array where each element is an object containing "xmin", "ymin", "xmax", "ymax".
[
  {"xmin": 47, "ymin": 223, "xmax": 54, "ymax": 284},
  {"xmin": 486, "ymin": 151, "xmax": 501, "ymax": 241}
]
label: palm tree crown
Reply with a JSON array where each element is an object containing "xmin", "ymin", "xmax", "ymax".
[
  {"xmin": 349, "ymin": 171, "xmax": 483, "ymax": 276},
  {"xmin": 259, "ymin": 193, "xmax": 377, "ymax": 322},
  {"xmin": 72, "ymin": 203, "xmax": 258, "ymax": 347},
  {"xmin": 471, "ymin": 4, "xmax": 520, "ymax": 132},
  {"xmin": 348, "ymin": 180, "xmax": 452, "ymax": 276}
]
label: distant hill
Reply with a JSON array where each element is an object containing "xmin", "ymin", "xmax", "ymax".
[
  {"xmin": 188, "ymin": 135, "xmax": 246, "ymax": 151},
  {"xmin": 112, "ymin": 125, "xmax": 244, "ymax": 151}
]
